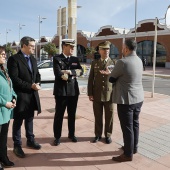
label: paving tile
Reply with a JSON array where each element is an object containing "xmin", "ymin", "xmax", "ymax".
[
  {"xmin": 26, "ymin": 167, "xmax": 62, "ymax": 170},
  {"xmin": 138, "ymin": 162, "xmax": 170, "ymax": 170},
  {"xmin": 61, "ymin": 166, "xmax": 98, "ymax": 170},
  {"xmin": 96, "ymin": 163, "xmax": 136, "ymax": 170},
  {"xmin": 157, "ymin": 154, "xmax": 170, "ymax": 168},
  {"xmin": 126, "ymin": 154, "xmax": 170, "ymax": 170},
  {"xmin": 6, "ymin": 90, "xmax": 170, "ymax": 170}
]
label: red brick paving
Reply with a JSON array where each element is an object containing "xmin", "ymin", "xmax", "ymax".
[{"xmin": 6, "ymin": 66, "xmax": 170, "ymax": 170}]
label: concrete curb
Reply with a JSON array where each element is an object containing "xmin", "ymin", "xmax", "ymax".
[{"xmin": 143, "ymin": 73, "xmax": 170, "ymax": 79}]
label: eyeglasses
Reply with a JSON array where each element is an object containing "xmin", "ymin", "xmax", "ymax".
[
  {"xmin": 28, "ymin": 44, "xmax": 35, "ymax": 48},
  {"xmin": 0, "ymin": 53, "xmax": 6, "ymax": 57}
]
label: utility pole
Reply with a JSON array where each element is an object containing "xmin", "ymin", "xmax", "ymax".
[{"xmin": 38, "ymin": 15, "xmax": 46, "ymax": 61}]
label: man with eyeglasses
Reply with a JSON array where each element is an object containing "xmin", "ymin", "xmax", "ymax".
[{"xmin": 7, "ymin": 36, "xmax": 41, "ymax": 158}]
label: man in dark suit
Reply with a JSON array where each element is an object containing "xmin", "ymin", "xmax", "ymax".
[
  {"xmin": 88, "ymin": 41, "xmax": 114, "ymax": 144},
  {"xmin": 53, "ymin": 39, "xmax": 83, "ymax": 146},
  {"xmin": 7, "ymin": 36, "xmax": 41, "ymax": 158},
  {"xmin": 109, "ymin": 39, "xmax": 144, "ymax": 162}
]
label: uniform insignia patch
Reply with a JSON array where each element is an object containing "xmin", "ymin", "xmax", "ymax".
[
  {"xmin": 71, "ymin": 63, "xmax": 77, "ymax": 65},
  {"xmin": 94, "ymin": 63, "xmax": 99, "ymax": 68}
]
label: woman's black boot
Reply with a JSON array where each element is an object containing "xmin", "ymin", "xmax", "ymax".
[
  {"xmin": 0, "ymin": 156, "xmax": 14, "ymax": 167},
  {"xmin": 0, "ymin": 163, "xmax": 4, "ymax": 170}
]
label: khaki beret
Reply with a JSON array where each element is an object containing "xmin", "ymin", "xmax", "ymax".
[{"xmin": 98, "ymin": 41, "xmax": 111, "ymax": 49}]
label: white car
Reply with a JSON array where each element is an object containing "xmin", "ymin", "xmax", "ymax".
[{"xmin": 37, "ymin": 60, "xmax": 55, "ymax": 81}]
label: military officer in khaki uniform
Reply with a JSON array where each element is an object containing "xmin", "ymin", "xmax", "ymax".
[{"xmin": 88, "ymin": 41, "xmax": 114, "ymax": 144}]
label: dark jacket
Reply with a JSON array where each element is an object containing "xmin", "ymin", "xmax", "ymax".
[
  {"xmin": 7, "ymin": 50, "xmax": 41, "ymax": 118},
  {"xmin": 53, "ymin": 54, "xmax": 83, "ymax": 96}
]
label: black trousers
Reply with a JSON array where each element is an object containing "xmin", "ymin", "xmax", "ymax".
[
  {"xmin": 0, "ymin": 122, "xmax": 9, "ymax": 158},
  {"xmin": 53, "ymin": 95, "xmax": 78, "ymax": 139},
  {"xmin": 12, "ymin": 116, "xmax": 35, "ymax": 147},
  {"xmin": 117, "ymin": 102, "xmax": 143, "ymax": 157}
]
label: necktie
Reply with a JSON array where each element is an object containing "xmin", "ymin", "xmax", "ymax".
[
  {"xmin": 65, "ymin": 57, "xmax": 70, "ymax": 69},
  {"xmin": 0, "ymin": 65, "xmax": 10, "ymax": 86},
  {"xmin": 26, "ymin": 57, "xmax": 32, "ymax": 71},
  {"xmin": 102, "ymin": 59, "xmax": 106, "ymax": 70},
  {"xmin": 66, "ymin": 57, "xmax": 70, "ymax": 62}
]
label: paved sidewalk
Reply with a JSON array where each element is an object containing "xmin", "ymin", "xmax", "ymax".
[
  {"xmin": 143, "ymin": 66, "xmax": 170, "ymax": 78},
  {"xmin": 81, "ymin": 64, "xmax": 170, "ymax": 78},
  {"xmin": 6, "ymin": 88, "xmax": 170, "ymax": 170}
]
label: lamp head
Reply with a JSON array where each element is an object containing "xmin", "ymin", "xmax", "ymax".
[{"xmin": 165, "ymin": 5, "xmax": 170, "ymax": 26}]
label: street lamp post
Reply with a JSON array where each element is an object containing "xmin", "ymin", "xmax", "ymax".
[
  {"xmin": 151, "ymin": 5, "xmax": 170, "ymax": 98},
  {"xmin": 38, "ymin": 15, "xmax": 46, "ymax": 62},
  {"xmin": 135, "ymin": 0, "xmax": 137, "ymax": 40},
  {"xmin": 6, "ymin": 28, "xmax": 11, "ymax": 45},
  {"xmin": 19, "ymin": 23, "xmax": 25, "ymax": 42},
  {"xmin": 151, "ymin": 17, "xmax": 158, "ymax": 98},
  {"xmin": 18, "ymin": 23, "xmax": 25, "ymax": 51}
]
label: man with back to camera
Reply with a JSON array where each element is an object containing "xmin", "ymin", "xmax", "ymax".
[
  {"xmin": 7, "ymin": 36, "xmax": 41, "ymax": 158},
  {"xmin": 88, "ymin": 41, "xmax": 114, "ymax": 144},
  {"xmin": 109, "ymin": 38, "xmax": 144, "ymax": 162},
  {"xmin": 53, "ymin": 39, "xmax": 83, "ymax": 146}
]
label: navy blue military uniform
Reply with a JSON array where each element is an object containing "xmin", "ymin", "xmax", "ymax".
[{"xmin": 53, "ymin": 53, "xmax": 83, "ymax": 139}]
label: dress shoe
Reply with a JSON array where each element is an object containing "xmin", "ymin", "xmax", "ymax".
[
  {"xmin": 105, "ymin": 137, "xmax": 112, "ymax": 144},
  {"xmin": 0, "ymin": 163, "xmax": 4, "ymax": 170},
  {"xmin": 93, "ymin": 136, "xmax": 101, "ymax": 143},
  {"xmin": 54, "ymin": 138, "xmax": 60, "ymax": 146},
  {"xmin": 13, "ymin": 146, "xmax": 25, "ymax": 158},
  {"xmin": 121, "ymin": 146, "xmax": 138, "ymax": 154},
  {"xmin": 27, "ymin": 140, "xmax": 41, "ymax": 150},
  {"xmin": 133, "ymin": 149, "xmax": 138, "ymax": 154},
  {"xmin": 68, "ymin": 136, "xmax": 78, "ymax": 142},
  {"xmin": 0, "ymin": 156, "xmax": 14, "ymax": 167},
  {"xmin": 112, "ymin": 154, "xmax": 133, "ymax": 162}
]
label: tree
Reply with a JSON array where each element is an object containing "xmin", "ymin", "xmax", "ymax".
[
  {"xmin": 85, "ymin": 46, "xmax": 96, "ymax": 63},
  {"xmin": 43, "ymin": 43, "xmax": 58, "ymax": 57},
  {"xmin": 4, "ymin": 43, "xmax": 17, "ymax": 58},
  {"xmin": 85, "ymin": 46, "xmax": 96, "ymax": 59}
]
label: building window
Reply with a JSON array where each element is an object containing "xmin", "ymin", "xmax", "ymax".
[
  {"xmin": 109, "ymin": 44, "xmax": 119, "ymax": 59},
  {"xmin": 137, "ymin": 40, "xmax": 166, "ymax": 67}
]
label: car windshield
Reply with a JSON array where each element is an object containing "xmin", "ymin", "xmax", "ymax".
[
  {"xmin": 37, "ymin": 61, "xmax": 44, "ymax": 66},
  {"xmin": 37, "ymin": 60, "xmax": 51, "ymax": 66}
]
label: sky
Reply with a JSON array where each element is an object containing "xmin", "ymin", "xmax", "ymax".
[{"xmin": 0, "ymin": 0, "xmax": 170, "ymax": 45}]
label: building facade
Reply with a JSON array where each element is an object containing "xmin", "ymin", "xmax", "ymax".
[{"xmin": 11, "ymin": 19, "xmax": 170, "ymax": 68}]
